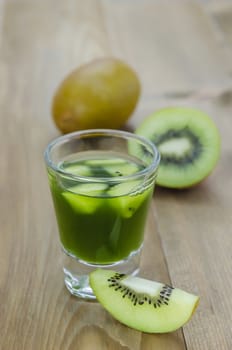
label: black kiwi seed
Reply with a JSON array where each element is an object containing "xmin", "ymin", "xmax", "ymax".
[
  {"xmin": 115, "ymin": 285, "xmax": 122, "ymax": 291},
  {"xmin": 109, "ymin": 283, "xmax": 116, "ymax": 287},
  {"xmin": 128, "ymin": 207, "xmax": 135, "ymax": 213},
  {"xmin": 123, "ymin": 289, "xmax": 129, "ymax": 298}
]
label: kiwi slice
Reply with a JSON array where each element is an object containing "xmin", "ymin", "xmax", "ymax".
[
  {"xmin": 90, "ymin": 269, "xmax": 199, "ymax": 333},
  {"xmin": 104, "ymin": 163, "xmax": 141, "ymax": 177},
  {"xmin": 85, "ymin": 158, "xmax": 127, "ymax": 166},
  {"xmin": 108, "ymin": 181, "xmax": 141, "ymax": 197},
  {"xmin": 107, "ymin": 181, "xmax": 150, "ymax": 218},
  {"xmin": 86, "ymin": 158, "xmax": 141, "ymax": 177},
  {"xmin": 135, "ymin": 107, "xmax": 220, "ymax": 188},
  {"xmin": 67, "ymin": 183, "xmax": 108, "ymax": 195},
  {"xmin": 62, "ymin": 183, "xmax": 107, "ymax": 214},
  {"xmin": 61, "ymin": 163, "xmax": 92, "ymax": 177}
]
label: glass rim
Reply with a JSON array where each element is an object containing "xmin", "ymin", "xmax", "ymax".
[{"xmin": 44, "ymin": 129, "xmax": 160, "ymax": 183}]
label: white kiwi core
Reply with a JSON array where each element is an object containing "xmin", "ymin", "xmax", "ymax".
[
  {"xmin": 158, "ymin": 137, "xmax": 191, "ymax": 156},
  {"xmin": 121, "ymin": 276, "xmax": 163, "ymax": 297}
]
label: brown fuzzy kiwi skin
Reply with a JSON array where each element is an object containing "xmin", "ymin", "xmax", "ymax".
[{"xmin": 52, "ymin": 57, "xmax": 141, "ymax": 134}]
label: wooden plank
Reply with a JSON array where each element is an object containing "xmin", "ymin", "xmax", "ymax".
[
  {"xmin": 207, "ymin": 1, "xmax": 232, "ymax": 47},
  {"xmin": 1, "ymin": 0, "xmax": 232, "ymax": 349},
  {"xmin": 102, "ymin": 0, "xmax": 232, "ymax": 97},
  {"xmin": 152, "ymin": 95, "xmax": 232, "ymax": 349},
  {"xmin": 130, "ymin": 93, "xmax": 232, "ymax": 349},
  {"xmin": 0, "ymin": 0, "xmax": 186, "ymax": 349}
]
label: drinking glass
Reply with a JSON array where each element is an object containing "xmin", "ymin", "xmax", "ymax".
[{"xmin": 44, "ymin": 129, "xmax": 160, "ymax": 299}]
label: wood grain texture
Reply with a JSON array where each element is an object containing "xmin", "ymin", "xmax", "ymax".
[
  {"xmin": 102, "ymin": 0, "xmax": 232, "ymax": 97},
  {"xmin": 1, "ymin": 0, "xmax": 232, "ymax": 349}
]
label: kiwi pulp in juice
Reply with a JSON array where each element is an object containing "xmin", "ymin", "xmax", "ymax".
[{"xmin": 49, "ymin": 152, "xmax": 154, "ymax": 264}]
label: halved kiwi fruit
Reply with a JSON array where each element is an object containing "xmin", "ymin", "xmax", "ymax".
[
  {"xmin": 90, "ymin": 269, "xmax": 199, "ymax": 333},
  {"xmin": 135, "ymin": 107, "xmax": 220, "ymax": 189}
]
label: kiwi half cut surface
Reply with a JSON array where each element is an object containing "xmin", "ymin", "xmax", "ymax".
[
  {"xmin": 135, "ymin": 107, "xmax": 220, "ymax": 188},
  {"xmin": 90, "ymin": 269, "xmax": 199, "ymax": 333}
]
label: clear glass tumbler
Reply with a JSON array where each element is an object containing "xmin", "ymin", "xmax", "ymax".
[{"xmin": 44, "ymin": 129, "xmax": 160, "ymax": 299}]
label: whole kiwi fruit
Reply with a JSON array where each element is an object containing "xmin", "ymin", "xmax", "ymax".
[{"xmin": 52, "ymin": 58, "xmax": 140, "ymax": 133}]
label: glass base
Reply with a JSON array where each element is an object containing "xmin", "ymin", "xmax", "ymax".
[{"xmin": 63, "ymin": 247, "xmax": 142, "ymax": 299}]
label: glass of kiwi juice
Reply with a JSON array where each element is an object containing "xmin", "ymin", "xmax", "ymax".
[{"xmin": 44, "ymin": 129, "xmax": 160, "ymax": 299}]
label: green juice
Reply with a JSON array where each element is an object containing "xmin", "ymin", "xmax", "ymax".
[{"xmin": 48, "ymin": 152, "xmax": 154, "ymax": 264}]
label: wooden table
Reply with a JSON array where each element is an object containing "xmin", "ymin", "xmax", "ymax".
[{"xmin": 1, "ymin": 0, "xmax": 232, "ymax": 349}]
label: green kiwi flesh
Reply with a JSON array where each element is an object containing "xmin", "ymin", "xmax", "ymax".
[
  {"xmin": 89, "ymin": 269, "xmax": 199, "ymax": 333},
  {"xmin": 62, "ymin": 183, "xmax": 107, "ymax": 214},
  {"xmin": 135, "ymin": 107, "xmax": 220, "ymax": 188}
]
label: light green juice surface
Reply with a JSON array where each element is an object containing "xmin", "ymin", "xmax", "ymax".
[{"xmin": 49, "ymin": 152, "xmax": 154, "ymax": 264}]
